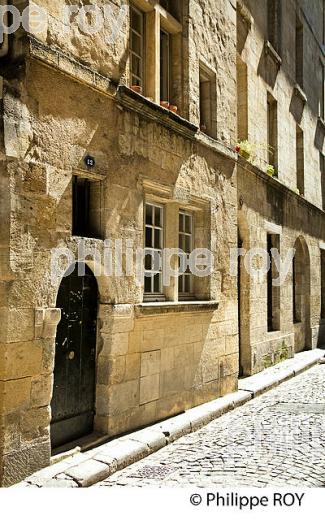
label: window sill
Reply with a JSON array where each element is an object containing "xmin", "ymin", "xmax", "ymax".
[
  {"xmin": 264, "ymin": 40, "xmax": 282, "ymax": 67},
  {"xmin": 293, "ymin": 84, "xmax": 307, "ymax": 104},
  {"xmin": 135, "ymin": 300, "xmax": 219, "ymax": 316},
  {"xmin": 196, "ymin": 131, "xmax": 237, "ymax": 161},
  {"xmin": 117, "ymin": 85, "xmax": 198, "ymax": 140},
  {"xmin": 71, "ymin": 235, "xmax": 104, "ymax": 243}
]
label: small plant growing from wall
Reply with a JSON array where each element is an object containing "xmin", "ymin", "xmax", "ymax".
[
  {"xmin": 235, "ymin": 140, "xmax": 252, "ymax": 160},
  {"xmin": 266, "ymin": 164, "xmax": 275, "ymax": 177}
]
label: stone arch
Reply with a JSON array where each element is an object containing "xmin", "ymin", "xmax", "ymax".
[
  {"xmin": 293, "ymin": 235, "xmax": 311, "ymax": 352},
  {"xmin": 238, "ymin": 209, "xmax": 252, "ymax": 375}
]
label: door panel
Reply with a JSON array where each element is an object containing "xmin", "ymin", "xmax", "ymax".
[{"xmin": 51, "ymin": 263, "xmax": 98, "ymax": 449}]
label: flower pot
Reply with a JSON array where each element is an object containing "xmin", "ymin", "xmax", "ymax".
[
  {"xmin": 169, "ymin": 104, "xmax": 178, "ymax": 113},
  {"xmin": 131, "ymin": 85, "xmax": 142, "ymax": 94},
  {"xmin": 160, "ymin": 100, "xmax": 169, "ymax": 109}
]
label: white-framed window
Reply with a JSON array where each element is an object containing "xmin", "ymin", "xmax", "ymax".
[
  {"xmin": 178, "ymin": 210, "xmax": 193, "ymax": 297},
  {"xmin": 144, "ymin": 202, "xmax": 164, "ymax": 297},
  {"xmin": 130, "ymin": 4, "xmax": 145, "ymax": 89}
]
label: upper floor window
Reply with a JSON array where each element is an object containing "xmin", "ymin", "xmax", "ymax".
[
  {"xmin": 267, "ymin": 0, "xmax": 282, "ymax": 55},
  {"xmin": 130, "ymin": 5, "xmax": 145, "ymax": 89},
  {"xmin": 129, "ymin": 2, "xmax": 182, "ymax": 109},
  {"xmin": 199, "ymin": 63, "xmax": 217, "ymax": 139}
]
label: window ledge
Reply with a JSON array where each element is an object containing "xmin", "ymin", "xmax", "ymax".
[
  {"xmin": 196, "ymin": 131, "xmax": 237, "ymax": 161},
  {"xmin": 117, "ymin": 85, "xmax": 198, "ymax": 140},
  {"xmin": 318, "ymin": 116, "xmax": 325, "ymax": 131},
  {"xmin": 264, "ymin": 40, "xmax": 282, "ymax": 67},
  {"xmin": 293, "ymin": 84, "xmax": 307, "ymax": 104},
  {"xmin": 135, "ymin": 300, "xmax": 219, "ymax": 316}
]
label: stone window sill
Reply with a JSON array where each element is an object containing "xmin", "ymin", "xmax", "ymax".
[
  {"xmin": 293, "ymin": 84, "xmax": 307, "ymax": 104},
  {"xmin": 117, "ymin": 85, "xmax": 198, "ymax": 140},
  {"xmin": 264, "ymin": 40, "xmax": 282, "ymax": 67},
  {"xmin": 196, "ymin": 131, "xmax": 237, "ymax": 161},
  {"xmin": 135, "ymin": 300, "xmax": 219, "ymax": 315}
]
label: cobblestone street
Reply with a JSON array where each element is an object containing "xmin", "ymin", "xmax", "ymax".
[{"xmin": 97, "ymin": 364, "xmax": 325, "ymax": 488}]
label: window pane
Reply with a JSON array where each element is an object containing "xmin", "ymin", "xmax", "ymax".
[
  {"xmin": 144, "ymin": 276, "xmax": 152, "ymax": 293},
  {"xmin": 184, "ymin": 275, "xmax": 190, "ymax": 293},
  {"xmin": 155, "ymin": 206, "xmax": 161, "ymax": 227},
  {"xmin": 154, "ymin": 273, "xmax": 161, "ymax": 293},
  {"xmin": 146, "ymin": 204, "xmax": 153, "ymax": 225},
  {"xmin": 145, "ymin": 227, "xmax": 152, "ymax": 247},
  {"xmin": 154, "ymin": 229, "xmax": 161, "ymax": 249},
  {"xmin": 145, "ymin": 252, "xmax": 152, "ymax": 270},
  {"xmin": 132, "ymin": 54, "xmax": 141, "ymax": 78},
  {"xmin": 131, "ymin": 8, "xmax": 142, "ymax": 34},
  {"xmin": 131, "ymin": 32, "xmax": 142, "ymax": 56},
  {"xmin": 185, "ymin": 235, "xmax": 191, "ymax": 253},
  {"xmin": 185, "ymin": 215, "xmax": 192, "ymax": 234}
]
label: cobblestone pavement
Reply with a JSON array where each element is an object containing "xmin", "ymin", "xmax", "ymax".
[{"xmin": 97, "ymin": 364, "xmax": 325, "ymax": 488}]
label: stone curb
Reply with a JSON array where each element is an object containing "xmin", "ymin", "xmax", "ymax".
[{"xmin": 15, "ymin": 348, "xmax": 325, "ymax": 488}]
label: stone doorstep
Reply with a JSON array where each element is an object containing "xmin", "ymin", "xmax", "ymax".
[{"xmin": 14, "ymin": 348, "xmax": 325, "ymax": 488}]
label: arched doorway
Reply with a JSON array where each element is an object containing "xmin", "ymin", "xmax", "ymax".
[
  {"xmin": 51, "ymin": 263, "xmax": 98, "ymax": 449},
  {"xmin": 293, "ymin": 237, "xmax": 311, "ymax": 352}
]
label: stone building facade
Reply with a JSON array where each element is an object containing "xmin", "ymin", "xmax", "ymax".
[{"xmin": 0, "ymin": 0, "xmax": 324, "ymax": 486}]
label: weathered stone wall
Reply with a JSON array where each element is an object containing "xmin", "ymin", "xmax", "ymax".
[
  {"xmin": 241, "ymin": 0, "xmax": 324, "ymax": 207},
  {"xmin": 237, "ymin": 0, "xmax": 325, "ymax": 374},
  {"xmin": 0, "ymin": 0, "xmax": 239, "ymax": 485}
]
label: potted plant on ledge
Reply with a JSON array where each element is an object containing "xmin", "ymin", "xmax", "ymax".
[
  {"xmin": 266, "ymin": 164, "xmax": 275, "ymax": 177},
  {"xmin": 235, "ymin": 140, "xmax": 252, "ymax": 160}
]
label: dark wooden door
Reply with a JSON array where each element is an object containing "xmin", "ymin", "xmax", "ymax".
[{"xmin": 51, "ymin": 263, "xmax": 98, "ymax": 449}]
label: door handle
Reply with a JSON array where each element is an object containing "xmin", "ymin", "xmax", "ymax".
[{"xmin": 67, "ymin": 351, "xmax": 75, "ymax": 360}]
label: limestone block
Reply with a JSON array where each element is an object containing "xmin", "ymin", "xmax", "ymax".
[
  {"xmin": 140, "ymin": 350, "xmax": 161, "ymax": 377},
  {"xmin": 1, "ymin": 378, "xmax": 31, "ymax": 414},
  {"xmin": 101, "ymin": 332, "xmax": 129, "ymax": 356},
  {"xmin": 107, "ymin": 380, "xmax": 139, "ymax": 415},
  {"xmin": 0, "ymin": 308, "xmax": 35, "ymax": 343},
  {"xmin": 64, "ymin": 459, "xmax": 111, "ymax": 487},
  {"xmin": 2, "ymin": 341, "xmax": 43, "ymax": 380},
  {"xmin": 142, "ymin": 328, "xmax": 164, "ymax": 351},
  {"xmin": 30, "ymin": 375, "xmax": 53, "ymax": 408},
  {"xmin": 160, "ymin": 348, "xmax": 174, "ymax": 371},
  {"xmin": 140, "ymin": 374, "xmax": 160, "ymax": 405},
  {"xmin": 21, "ymin": 406, "xmax": 51, "ymax": 442},
  {"xmin": 35, "ymin": 308, "xmax": 61, "ymax": 339},
  {"xmin": 125, "ymin": 353, "xmax": 141, "ymax": 381},
  {"xmin": 160, "ymin": 368, "xmax": 185, "ymax": 397},
  {"xmin": 98, "ymin": 304, "xmax": 134, "ymax": 334}
]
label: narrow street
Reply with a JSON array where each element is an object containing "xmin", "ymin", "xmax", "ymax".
[{"xmin": 97, "ymin": 364, "xmax": 325, "ymax": 488}]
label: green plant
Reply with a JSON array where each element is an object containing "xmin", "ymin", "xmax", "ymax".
[
  {"xmin": 266, "ymin": 164, "xmax": 275, "ymax": 177},
  {"xmin": 235, "ymin": 140, "xmax": 252, "ymax": 159}
]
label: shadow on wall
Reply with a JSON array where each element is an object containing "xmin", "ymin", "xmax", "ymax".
[{"xmin": 315, "ymin": 119, "xmax": 325, "ymax": 151}]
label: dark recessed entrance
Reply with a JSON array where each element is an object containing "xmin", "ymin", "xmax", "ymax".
[{"xmin": 51, "ymin": 263, "xmax": 98, "ymax": 449}]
